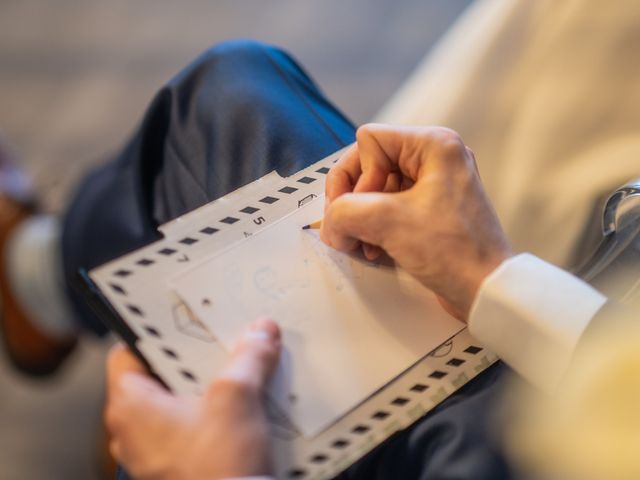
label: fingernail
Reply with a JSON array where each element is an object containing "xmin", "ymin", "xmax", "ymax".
[
  {"xmin": 119, "ymin": 373, "xmax": 149, "ymax": 393},
  {"xmin": 246, "ymin": 330, "xmax": 274, "ymax": 343},
  {"xmin": 246, "ymin": 318, "xmax": 280, "ymax": 342}
]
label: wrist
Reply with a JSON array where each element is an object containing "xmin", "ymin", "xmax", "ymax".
[{"xmin": 450, "ymin": 250, "xmax": 514, "ymax": 322}]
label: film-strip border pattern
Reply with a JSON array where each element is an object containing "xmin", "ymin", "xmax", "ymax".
[
  {"xmin": 90, "ymin": 149, "xmax": 499, "ymax": 480},
  {"xmin": 107, "ymin": 164, "xmax": 332, "ymax": 291},
  {"xmin": 104, "ymin": 167, "xmax": 329, "ymax": 284},
  {"xmin": 92, "ymin": 154, "xmax": 340, "ymax": 389},
  {"xmin": 281, "ymin": 332, "xmax": 498, "ymax": 479}
]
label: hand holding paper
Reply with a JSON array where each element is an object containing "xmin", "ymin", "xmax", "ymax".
[
  {"xmin": 105, "ymin": 319, "xmax": 280, "ymax": 480},
  {"xmin": 322, "ymin": 124, "xmax": 513, "ymax": 320}
]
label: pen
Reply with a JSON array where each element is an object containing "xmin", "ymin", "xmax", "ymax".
[{"xmin": 302, "ymin": 219, "xmax": 322, "ymax": 230}]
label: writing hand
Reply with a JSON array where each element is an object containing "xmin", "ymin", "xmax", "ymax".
[{"xmin": 322, "ymin": 124, "xmax": 512, "ymax": 320}]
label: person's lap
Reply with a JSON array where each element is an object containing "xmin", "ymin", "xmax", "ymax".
[
  {"xmin": 62, "ymin": 40, "xmax": 512, "ymax": 479},
  {"xmin": 61, "ymin": 40, "xmax": 355, "ymax": 335}
]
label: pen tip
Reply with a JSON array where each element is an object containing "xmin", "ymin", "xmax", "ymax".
[{"xmin": 302, "ymin": 224, "xmax": 310, "ymax": 230}]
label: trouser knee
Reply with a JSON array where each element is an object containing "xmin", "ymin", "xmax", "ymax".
[{"xmin": 166, "ymin": 39, "xmax": 305, "ymax": 125}]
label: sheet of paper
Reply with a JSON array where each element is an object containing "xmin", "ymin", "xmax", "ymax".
[{"xmin": 171, "ymin": 196, "xmax": 464, "ymax": 436}]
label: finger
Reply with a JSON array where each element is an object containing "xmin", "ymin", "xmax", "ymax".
[
  {"xmin": 106, "ymin": 344, "xmax": 169, "ymax": 432},
  {"xmin": 217, "ymin": 318, "xmax": 282, "ymax": 394},
  {"xmin": 320, "ymin": 219, "xmax": 361, "ymax": 252},
  {"xmin": 400, "ymin": 175, "xmax": 415, "ymax": 191},
  {"xmin": 106, "ymin": 344, "xmax": 147, "ymax": 395},
  {"xmin": 325, "ymin": 143, "xmax": 361, "ymax": 207},
  {"xmin": 356, "ymin": 124, "xmax": 470, "ymax": 187},
  {"xmin": 353, "ymin": 124, "xmax": 395, "ymax": 194},
  {"xmin": 105, "ymin": 370, "xmax": 176, "ymax": 440},
  {"xmin": 362, "ymin": 243, "xmax": 383, "ymax": 261},
  {"xmin": 324, "ymin": 191, "xmax": 401, "ymax": 251},
  {"xmin": 382, "ymin": 172, "xmax": 401, "ymax": 193}
]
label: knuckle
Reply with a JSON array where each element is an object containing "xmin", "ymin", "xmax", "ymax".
[
  {"xmin": 440, "ymin": 138, "xmax": 465, "ymax": 158},
  {"xmin": 428, "ymin": 127, "xmax": 464, "ymax": 150},
  {"xmin": 425, "ymin": 128, "xmax": 472, "ymax": 170},
  {"xmin": 356, "ymin": 123, "xmax": 385, "ymax": 143},
  {"xmin": 355, "ymin": 124, "xmax": 373, "ymax": 141},
  {"xmin": 436, "ymin": 126, "xmax": 462, "ymax": 141}
]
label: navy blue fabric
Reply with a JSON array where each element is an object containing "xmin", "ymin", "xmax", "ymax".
[
  {"xmin": 61, "ymin": 40, "xmax": 513, "ymax": 480},
  {"xmin": 335, "ymin": 362, "xmax": 514, "ymax": 480},
  {"xmin": 61, "ymin": 40, "xmax": 355, "ymax": 335}
]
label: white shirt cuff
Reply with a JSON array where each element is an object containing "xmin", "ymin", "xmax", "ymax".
[{"xmin": 468, "ymin": 253, "xmax": 607, "ymax": 392}]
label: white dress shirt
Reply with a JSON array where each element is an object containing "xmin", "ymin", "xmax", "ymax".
[{"xmin": 469, "ymin": 253, "xmax": 606, "ymax": 392}]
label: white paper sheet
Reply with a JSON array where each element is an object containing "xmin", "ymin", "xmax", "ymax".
[{"xmin": 171, "ymin": 196, "xmax": 464, "ymax": 436}]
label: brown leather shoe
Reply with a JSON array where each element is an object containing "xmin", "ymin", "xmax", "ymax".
[{"xmin": 0, "ymin": 144, "xmax": 77, "ymax": 377}]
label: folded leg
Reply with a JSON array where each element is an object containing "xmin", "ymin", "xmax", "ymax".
[{"xmin": 61, "ymin": 40, "xmax": 356, "ymax": 334}]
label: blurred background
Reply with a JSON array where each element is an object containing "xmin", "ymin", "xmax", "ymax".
[{"xmin": 0, "ymin": 1, "xmax": 471, "ymax": 478}]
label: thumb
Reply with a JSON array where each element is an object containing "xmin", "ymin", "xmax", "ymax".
[
  {"xmin": 218, "ymin": 318, "xmax": 282, "ymax": 395},
  {"xmin": 105, "ymin": 357, "xmax": 177, "ymax": 440},
  {"xmin": 106, "ymin": 343, "xmax": 153, "ymax": 401},
  {"xmin": 322, "ymin": 191, "xmax": 401, "ymax": 252}
]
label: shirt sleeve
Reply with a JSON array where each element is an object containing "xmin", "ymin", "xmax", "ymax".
[{"xmin": 468, "ymin": 253, "xmax": 607, "ymax": 392}]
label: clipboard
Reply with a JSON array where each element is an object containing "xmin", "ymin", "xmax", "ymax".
[{"xmin": 84, "ymin": 148, "xmax": 498, "ymax": 479}]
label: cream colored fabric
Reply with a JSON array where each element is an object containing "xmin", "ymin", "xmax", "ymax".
[
  {"xmin": 469, "ymin": 253, "xmax": 606, "ymax": 392},
  {"xmin": 377, "ymin": 0, "xmax": 640, "ymax": 267},
  {"xmin": 505, "ymin": 318, "xmax": 640, "ymax": 480}
]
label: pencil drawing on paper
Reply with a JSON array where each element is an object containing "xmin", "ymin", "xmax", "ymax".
[
  {"xmin": 253, "ymin": 265, "xmax": 311, "ymax": 303},
  {"xmin": 298, "ymin": 193, "xmax": 317, "ymax": 208},
  {"xmin": 265, "ymin": 398, "xmax": 301, "ymax": 441},
  {"xmin": 303, "ymin": 232, "xmax": 364, "ymax": 291},
  {"xmin": 172, "ymin": 301, "xmax": 215, "ymax": 342}
]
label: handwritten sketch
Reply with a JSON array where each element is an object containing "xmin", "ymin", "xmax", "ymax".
[
  {"xmin": 254, "ymin": 266, "xmax": 282, "ymax": 301},
  {"xmin": 265, "ymin": 397, "xmax": 301, "ymax": 441},
  {"xmin": 298, "ymin": 193, "xmax": 317, "ymax": 208},
  {"xmin": 172, "ymin": 301, "xmax": 215, "ymax": 342},
  {"xmin": 301, "ymin": 232, "xmax": 366, "ymax": 292},
  {"xmin": 430, "ymin": 340, "xmax": 454, "ymax": 358},
  {"xmin": 172, "ymin": 196, "xmax": 465, "ymax": 436}
]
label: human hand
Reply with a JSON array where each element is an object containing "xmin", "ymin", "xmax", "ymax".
[
  {"xmin": 322, "ymin": 124, "xmax": 512, "ymax": 320},
  {"xmin": 105, "ymin": 318, "xmax": 281, "ymax": 480}
]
